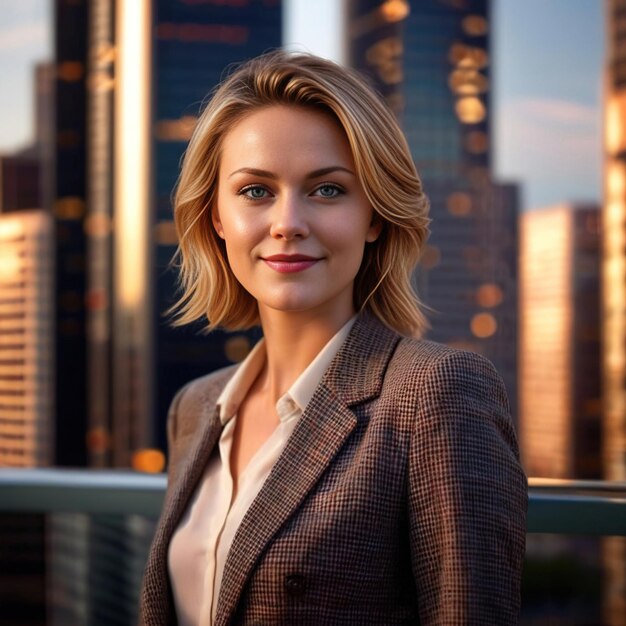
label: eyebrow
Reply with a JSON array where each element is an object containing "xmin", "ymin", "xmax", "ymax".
[{"xmin": 227, "ymin": 166, "xmax": 355, "ymax": 179}]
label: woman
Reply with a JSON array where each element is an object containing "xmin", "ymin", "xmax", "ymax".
[{"xmin": 140, "ymin": 51, "xmax": 527, "ymax": 626}]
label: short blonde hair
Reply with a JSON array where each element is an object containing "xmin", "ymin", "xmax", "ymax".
[{"xmin": 169, "ymin": 51, "xmax": 430, "ymax": 336}]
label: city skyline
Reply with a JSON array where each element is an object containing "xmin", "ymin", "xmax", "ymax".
[
  {"xmin": 0, "ymin": 0, "xmax": 604, "ymax": 211},
  {"xmin": 0, "ymin": 3, "xmax": 621, "ymax": 622}
]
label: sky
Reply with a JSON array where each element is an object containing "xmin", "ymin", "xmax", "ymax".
[
  {"xmin": 0, "ymin": 0, "xmax": 50, "ymax": 152},
  {"xmin": 0, "ymin": 0, "xmax": 605, "ymax": 211},
  {"xmin": 492, "ymin": 0, "xmax": 603, "ymax": 210}
]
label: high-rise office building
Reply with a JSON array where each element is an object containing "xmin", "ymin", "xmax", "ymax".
[
  {"xmin": 0, "ymin": 63, "xmax": 54, "ymax": 215},
  {"xmin": 604, "ymin": 0, "xmax": 626, "ymax": 489},
  {"xmin": 348, "ymin": 0, "xmax": 518, "ymax": 418},
  {"xmin": 0, "ymin": 212, "xmax": 54, "ymax": 467},
  {"xmin": 603, "ymin": 2, "xmax": 626, "ymax": 623},
  {"xmin": 54, "ymin": 0, "xmax": 89, "ymax": 467},
  {"xmin": 0, "ymin": 55, "xmax": 54, "ymax": 626},
  {"xmin": 0, "ymin": 59, "xmax": 56, "ymax": 469},
  {"xmin": 348, "ymin": 0, "xmax": 408, "ymax": 117},
  {"xmin": 152, "ymin": 0, "xmax": 281, "ymax": 461},
  {"xmin": 51, "ymin": 0, "xmax": 282, "ymax": 469},
  {"xmin": 44, "ymin": 3, "xmax": 283, "ymax": 624},
  {"xmin": 519, "ymin": 203, "xmax": 601, "ymax": 479}
]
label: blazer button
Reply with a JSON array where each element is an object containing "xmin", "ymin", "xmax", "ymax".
[{"xmin": 284, "ymin": 574, "xmax": 307, "ymax": 597}]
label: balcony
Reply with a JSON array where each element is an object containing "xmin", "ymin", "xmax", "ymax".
[
  {"xmin": 0, "ymin": 469, "xmax": 624, "ymax": 534},
  {"xmin": 0, "ymin": 469, "xmax": 625, "ymax": 625}
]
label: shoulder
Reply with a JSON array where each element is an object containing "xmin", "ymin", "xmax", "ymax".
[
  {"xmin": 173, "ymin": 363, "xmax": 239, "ymax": 411},
  {"xmin": 383, "ymin": 335, "xmax": 512, "ymax": 429},
  {"xmin": 388, "ymin": 336, "xmax": 505, "ymax": 394},
  {"xmin": 166, "ymin": 363, "xmax": 238, "ymax": 445}
]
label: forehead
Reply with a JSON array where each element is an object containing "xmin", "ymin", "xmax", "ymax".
[{"xmin": 218, "ymin": 105, "xmax": 354, "ymax": 172}]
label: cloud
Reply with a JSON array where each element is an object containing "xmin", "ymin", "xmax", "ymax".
[
  {"xmin": 0, "ymin": 22, "xmax": 50, "ymax": 53},
  {"xmin": 501, "ymin": 97, "xmax": 598, "ymax": 128}
]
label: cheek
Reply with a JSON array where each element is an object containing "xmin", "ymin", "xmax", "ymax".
[
  {"xmin": 216, "ymin": 203, "xmax": 262, "ymax": 244},
  {"xmin": 331, "ymin": 213, "xmax": 371, "ymax": 252}
]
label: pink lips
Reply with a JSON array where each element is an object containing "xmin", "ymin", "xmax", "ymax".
[{"xmin": 262, "ymin": 254, "xmax": 320, "ymax": 273}]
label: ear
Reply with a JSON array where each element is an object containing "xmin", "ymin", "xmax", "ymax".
[
  {"xmin": 211, "ymin": 205, "xmax": 225, "ymax": 239},
  {"xmin": 365, "ymin": 214, "xmax": 383, "ymax": 243}
]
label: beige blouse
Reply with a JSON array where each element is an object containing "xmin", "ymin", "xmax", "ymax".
[{"xmin": 167, "ymin": 318, "xmax": 355, "ymax": 626}]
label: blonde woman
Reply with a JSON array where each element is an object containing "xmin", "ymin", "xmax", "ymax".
[{"xmin": 140, "ymin": 51, "xmax": 527, "ymax": 626}]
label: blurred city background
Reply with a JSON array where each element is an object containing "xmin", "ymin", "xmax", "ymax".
[{"xmin": 0, "ymin": 0, "xmax": 623, "ymax": 624}]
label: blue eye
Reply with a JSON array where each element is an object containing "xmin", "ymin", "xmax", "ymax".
[
  {"xmin": 314, "ymin": 184, "xmax": 343, "ymax": 198},
  {"xmin": 240, "ymin": 185, "xmax": 269, "ymax": 200}
]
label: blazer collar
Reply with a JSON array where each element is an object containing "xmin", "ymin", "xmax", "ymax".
[{"xmin": 322, "ymin": 311, "xmax": 402, "ymax": 406}]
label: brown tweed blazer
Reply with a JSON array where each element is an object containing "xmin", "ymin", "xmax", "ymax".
[{"xmin": 139, "ymin": 313, "xmax": 527, "ymax": 625}]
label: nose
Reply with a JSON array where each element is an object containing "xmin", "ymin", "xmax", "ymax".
[{"xmin": 269, "ymin": 193, "xmax": 310, "ymax": 240}]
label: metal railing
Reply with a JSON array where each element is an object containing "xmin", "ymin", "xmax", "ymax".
[{"xmin": 0, "ymin": 469, "xmax": 625, "ymax": 535}]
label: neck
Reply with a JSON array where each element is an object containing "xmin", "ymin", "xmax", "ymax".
[{"xmin": 257, "ymin": 307, "xmax": 355, "ymax": 404}]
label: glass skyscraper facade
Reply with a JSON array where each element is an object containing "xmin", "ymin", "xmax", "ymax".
[
  {"xmin": 519, "ymin": 203, "xmax": 601, "ymax": 479},
  {"xmin": 35, "ymin": 3, "xmax": 283, "ymax": 624},
  {"xmin": 603, "ymin": 1, "xmax": 626, "ymax": 622},
  {"xmin": 349, "ymin": 0, "xmax": 518, "ymax": 419},
  {"xmin": 50, "ymin": 0, "xmax": 283, "ymax": 469},
  {"xmin": 153, "ymin": 0, "xmax": 281, "ymax": 456}
]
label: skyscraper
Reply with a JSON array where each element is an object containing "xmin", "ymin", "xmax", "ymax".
[
  {"xmin": 0, "ymin": 212, "xmax": 54, "ymax": 467},
  {"xmin": 519, "ymin": 203, "xmax": 601, "ymax": 479},
  {"xmin": 45, "ymin": 3, "xmax": 284, "ymax": 624},
  {"xmin": 602, "ymin": 2, "xmax": 626, "ymax": 623},
  {"xmin": 604, "ymin": 0, "xmax": 626, "ymax": 489},
  {"xmin": 0, "ymin": 209, "xmax": 53, "ymax": 624},
  {"xmin": 152, "ymin": 0, "xmax": 281, "ymax": 461},
  {"xmin": 348, "ymin": 0, "xmax": 518, "ymax": 418},
  {"xmin": 53, "ymin": 0, "xmax": 283, "ymax": 469}
]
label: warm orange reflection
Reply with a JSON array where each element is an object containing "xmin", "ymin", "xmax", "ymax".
[
  {"xmin": 156, "ymin": 23, "xmax": 249, "ymax": 44},
  {"xmin": 154, "ymin": 116, "xmax": 197, "ymax": 141},
  {"xmin": 225, "ymin": 335, "xmax": 252, "ymax": 363},
  {"xmin": 86, "ymin": 426, "xmax": 111, "ymax": 454},
  {"xmin": 0, "ymin": 249, "xmax": 22, "ymax": 281},
  {"xmin": 380, "ymin": 0, "xmax": 410, "ymax": 23},
  {"xmin": 154, "ymin": 220, "xmax": 178, "ymax": 246},
  {"xmin": 605, "ymin": 93, "xmax": 626, "ymax": 154},
  {"xmin": 520, "ymin": 205, "xmax": 578, "ymax": 478},
  {"xmin": 448, "ymin": 68, "xmax": 489, "ymax": 95},
  {"xmin": 448, "ymin": 43, "xmax": 488, "ymax": 69},
  {"xmin": 470, "ymin": 312, "xmax": 497, "ymax": 338},
  {"xmin": 57, "ymin": 61, "xmax": 85, "ymax": 82},
  {"xmin": 115, "ymin": 0, "xmax": 151, "ymax": 309},
  {"xmin": 132, "ymin": 448, "xmax": 166, "ymax": 473},
  {"xmin": 462, "ymin": 15, "xmax": 489, "ymax": 36},
  {"xmin": 0, "ymin": 211, "xmax": 54, "ymax": 467},
  {"xmin": 446, "ymin": 191, "xmax": 472, "ymax": 216},
  {"xmin": 476, "ymin": 284, "xmax": 503, "ymax": 308},
  {"xmin": 365, "ymin": 37, "xmax": 404, "ymax": 85},
  {"xmin": 607, "ymin": 161, "xmax": 626, "ymax": 199},
  {"xmin": 455, "ymin": 96, "xmax": 486, "ymax": 123},
  {"xmin": 419, "ymin": 244, "xmax": 441, "ymax": 269},
  {"xmin": 464, "ymin": 130, "xmax": 489, "ymax": 153},
  {"xmin": 54, "ymin": 196, "xmax": 86, "ymax": 220},
  {"xmin": 84, "ymin": 213, "xmax": 112, "ymax": 238}
]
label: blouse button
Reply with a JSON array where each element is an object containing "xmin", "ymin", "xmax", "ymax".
[{"xmin": 284, "ymin": 573, "xmax": 307, "ymax": 597}]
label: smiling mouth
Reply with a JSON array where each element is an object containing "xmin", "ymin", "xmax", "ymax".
[{"xmin": 262, "ymin": 254, "xmax": 320, "ymax": 273}]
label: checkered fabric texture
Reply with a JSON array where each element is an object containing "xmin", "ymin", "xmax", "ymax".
[{"xmin": 139, "ymin": 313, "xmax": 527, "ymax": 625}]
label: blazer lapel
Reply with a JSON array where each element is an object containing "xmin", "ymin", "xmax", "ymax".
[{"xmin": 215, "ymin": 313, "xmax": 401, "ymax": 625}]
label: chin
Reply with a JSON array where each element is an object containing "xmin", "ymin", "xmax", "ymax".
[{"xmin": 263, "ymin": 298, "xmax": 319, "ymax": 314}]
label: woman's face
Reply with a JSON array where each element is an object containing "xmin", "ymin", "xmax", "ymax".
[{"xmin": 214, "ymin": 105, "xmax": 381, "ymax": 324}]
